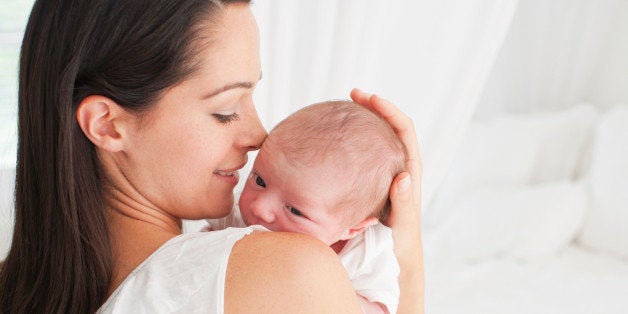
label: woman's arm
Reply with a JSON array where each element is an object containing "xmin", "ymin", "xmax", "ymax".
[
  {"xmin": 224, "ymin": 231, "xmax": 361, "ymax": 313},
  {"xmin": 351, "ymin": 89, "xmax": 424, "ymax": 314}
]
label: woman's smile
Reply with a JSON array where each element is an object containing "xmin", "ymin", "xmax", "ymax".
[{"xmin": 213, "ymin": 169, "xmax": 241, "ymax": 186}]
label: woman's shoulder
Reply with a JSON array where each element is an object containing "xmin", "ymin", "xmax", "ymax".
[
  {"xmin": 225, "ymin": 231, "xmax": 361, "ymax": 313},
  {"xmin": 227, "ymin": 231, "xmax": 341, "ymax": 272}
]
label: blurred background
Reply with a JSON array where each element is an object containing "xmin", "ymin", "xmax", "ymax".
[{"xmin": 1, "ymin": 0, "xmax": 627, "ymax": 313}]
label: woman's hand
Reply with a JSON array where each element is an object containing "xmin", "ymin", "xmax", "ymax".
[{"xmin": 351, "ymin": 88, "xmax": 424, "ymax": 314}]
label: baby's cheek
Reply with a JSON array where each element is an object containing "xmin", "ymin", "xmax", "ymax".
[{"xmin": 238, "ymin": 186, "xmax": 252, "ymax": 207}]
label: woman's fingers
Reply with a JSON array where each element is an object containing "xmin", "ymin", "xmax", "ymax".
[
  {"xmin": 351, "ymin": 89, "xmax": 422, "ymax": 208},
  {"xmin": 371, "ymin": 94, "xmax": 422, "ymax": 207},
  {"xmin": 387, "ymin": 171, "xmax": 421, "ymax": 258},
  {"xmin": 350, "ymin": 88, "xmax": 373, "ymax": 110},
  {"xmin": 387, "ymin": 171, "xmax": 424, "ymax": 314},
  {"xmin": 387, "ymin": 172, "xmax": 415, "ymax": 227}
]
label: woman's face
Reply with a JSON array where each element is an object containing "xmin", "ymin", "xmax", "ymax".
[{"xmin": 120, "ymin": 4, "xmax": 266, "ymax": 220}]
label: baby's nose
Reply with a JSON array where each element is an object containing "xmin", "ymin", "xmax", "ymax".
[{"xmin": 251, "ymin": 200, "xmax": 276, "ymax": 224}]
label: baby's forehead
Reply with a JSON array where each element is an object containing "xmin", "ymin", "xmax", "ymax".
[
  {"xmin": 271, "ymin": 158, "xmax": 353, "ymax": 203},
  {"xmin": 292, "ymin": 167, "xmax": 364, "ymax": 218}
]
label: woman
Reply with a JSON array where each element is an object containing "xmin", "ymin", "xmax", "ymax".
[{"xmin": 0, "ymin": 0, "xmax": 423, "ymax": 313}]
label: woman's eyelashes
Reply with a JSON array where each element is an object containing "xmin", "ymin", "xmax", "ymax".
[{"xmin": 212, "ymin": 113, "xmax": 240, "ymax": 124}]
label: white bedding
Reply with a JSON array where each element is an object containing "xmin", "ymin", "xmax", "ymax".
[
  {"xmin": 426, "ymin": 246, "xmax": 628, "ymax": 314},
  {"xmin": 424, "ymin": 104, "xmax": 628, "ymax": 314}
]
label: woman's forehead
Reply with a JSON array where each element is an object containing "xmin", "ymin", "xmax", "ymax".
[{"xmin": 192, "ymin": 4, "xmax": 261, "ymax": 92}]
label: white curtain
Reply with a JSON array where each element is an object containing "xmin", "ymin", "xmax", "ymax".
[
  {"xmin": 251, "ymin": 0, "xmax": 519, "ymax": 208},
  {"xmin": 475, "ymin": 0, "xmax": 628, "ymax": 119}
]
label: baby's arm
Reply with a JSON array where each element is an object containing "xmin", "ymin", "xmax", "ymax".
[
  {"xmin": 358, "ymin": 294, "xmax": 389, "ymax": 314},
  {"xmin": 340, "ymin": 222, "xmax": 399, "ymax": 313}
]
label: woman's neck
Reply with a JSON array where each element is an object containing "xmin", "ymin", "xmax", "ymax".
[
  {"xmin": 105, "ymin": 205, "xmax": 181, "ymax": 297},
  {"xmin": 100, "ymin": 158, "xmax": 185, "ymax": 296},
  {"xmin": 105, "ymin": 187, "xmax": 182, "ymax": 233},
  {"xmin": 101, "ymin": 152, "xmax": 183, "ymax": 234}
]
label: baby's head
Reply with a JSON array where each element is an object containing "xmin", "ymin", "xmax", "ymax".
[{"xmin": 238, "ymin": 100, "xmax": 407, "ymax": 246}]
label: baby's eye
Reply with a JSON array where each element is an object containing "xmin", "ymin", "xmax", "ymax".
[
  {"xmin": 253, "ymin": 173, "xmax": 266, "ymax": 188},
  {"xmin": 212, "ymin": 113, "xmax": 240, "ymax": 124},
  {"xmin": 288, "ymin": 206, "xmax": 303, "ymax": 217}
]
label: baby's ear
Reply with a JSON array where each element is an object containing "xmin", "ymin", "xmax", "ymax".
[
  {"xmin": 338, "ymin": 217, "xmax": 379, "ymax": 241},
  {"xmin": 76, "ymin": 95, "xmax": 132, "ymax": 152}
]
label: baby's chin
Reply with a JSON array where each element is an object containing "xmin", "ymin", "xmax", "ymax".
[
  {"xmin": 240, "ymin": 213, "xmax": 266, "ymax": 230},
  {"xmin": 242, "ymin": 217, "xmax": 277, "ymax": 233},
  {"xmin": 252, "ymin": 222, "xmax": 275, "ymax": 232}
]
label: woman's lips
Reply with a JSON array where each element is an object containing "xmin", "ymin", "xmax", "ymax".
[{"xmin": 213, "ymin": 169, "xmax": 240, "ymax": 185}]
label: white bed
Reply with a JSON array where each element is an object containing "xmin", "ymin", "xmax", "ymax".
[
  {"xmin": 424, "ymin": 104, "xmax": 628, "ymax": 313},
  {"xmin": 426, "ymin": 246, "xmax": 628, "ymax": 314}
]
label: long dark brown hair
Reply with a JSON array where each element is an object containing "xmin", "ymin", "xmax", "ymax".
[{"xmin": 0, "ymin": 0, "xmax": 249, "ymax": 312}]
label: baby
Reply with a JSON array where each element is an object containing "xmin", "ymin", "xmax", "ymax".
[{"xmin": 207, "ymin": 100, "xmax": 407, "ymax": 313}]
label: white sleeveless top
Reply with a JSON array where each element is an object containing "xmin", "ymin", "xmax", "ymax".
[
  {"xmin": 208, "ymin": 208, "xmax": 400, "ymax": 313},
  {"xmin": 98, "ymin": 226, "xmax": 265, "ymax": 313}
]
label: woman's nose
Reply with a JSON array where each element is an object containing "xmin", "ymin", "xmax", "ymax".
[{"xmin": 241, "ymin": 102, "xmax": 267, "ymax": 151}]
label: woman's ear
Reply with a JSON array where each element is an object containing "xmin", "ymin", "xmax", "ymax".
[
  {"xmin": 76, "ymin": 95, "xmax": 131, "ymax": 152},
  {"xmin": 339, "ymin": 216, "xmax": 379, "ymax": 241}
]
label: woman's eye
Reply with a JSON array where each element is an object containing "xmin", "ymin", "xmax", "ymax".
[
  {"xmin": 212, "ymin": 113, "xmax": 240, "ymax": 124},
  {"xmin": 288, "ymin": 206, "xmax": 304, "ymax": 217},
  {"xmin": 254, "ymin": 174, "xmax": 266, "ymax": 188}
]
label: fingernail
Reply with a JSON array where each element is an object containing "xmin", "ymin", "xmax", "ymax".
[{"xmin": 398, "ymin": 175, "xmax": 411, "ymax": 192}]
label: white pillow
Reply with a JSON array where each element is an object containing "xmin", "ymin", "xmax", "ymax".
[
  {"xmin": 429, "ymin": 105, "xmax": 597, "ymax": 229},
  {"xmin": 427, "ymin": 186, "xmax": 521, "ymax": 262},
  {"xmin": 428, "ymin": 181, "xmax": 587, "ymax": 262},
  {"xmin": 436, "ymin": 104, "xmax": 597, "ymax": 201},
  {"xmin": 579, "ymin": 105, "xmax": 628, "ymax": 259},
  {"xmin": 439, "ymin": 120, "xmax": 538, "ymax": 194},
  {"xmin": 519, "ymin": 104, "xmax": 598, "ymax": 183},
  {"xmin": 509, "ymin": 181, "xmax": 587, "ymax": 259}
]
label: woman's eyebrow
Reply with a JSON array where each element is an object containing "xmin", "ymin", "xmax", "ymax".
[{"xmin": 202, "ymin": 72, "xmax": 262, "ymax": 100}]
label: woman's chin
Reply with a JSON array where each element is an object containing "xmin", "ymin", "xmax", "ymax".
[
  {"xmin": 211, "ymin": 197, "xmax": 235, "ymax": 218},
  {"xmin": 186, "ymin": 196, "xmax": 234, "ymax": 220}
]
